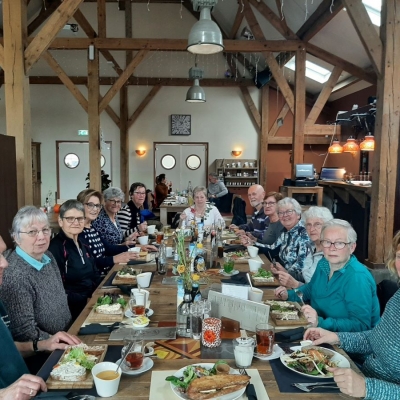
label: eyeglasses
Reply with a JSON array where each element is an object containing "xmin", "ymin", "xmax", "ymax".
[
  {"xmin": 320, "ymin": 240, "xmax": 351, "ymax": 250},
  {"xmin": 62, "ymin": 217, "xmax": 85, "ymax": 224},
  {"xmin": 306, "ymin": 222, "xmax": 323, "ymax": 230},
  {"xmin": 19, "ymin": 228, "xmax": 52, "ymax": 237},
  {"xmin": 263, "ymin": 202, "xmax": 276, "ymax": 207},
  {"xmin": 133, "ymin": 191, "xmax": 146, "ymax": 196},
  {"xmin": 85, "ymin": 203, "xmax": 102, "ymax": 210},
  {"xmin": 277, "ymin": 209, "xmax": 295, "ymax": 217},
  {"xmin": 108, "ymin": 199, "xmax": 122, "ymax": 205}
]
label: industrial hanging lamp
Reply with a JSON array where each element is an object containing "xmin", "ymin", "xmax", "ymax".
[
  {"xmin": 328, "ymin": 138, "xmax": 344, "ymax": 154},
  {"xmin": 186, "ymin": 56, "xmax": 206, "ymax": 103},
  {"xmin": 187, "ymin": 0, "xmax": 224, "ymax": 55},
  {"xmin": 359, "ymin": 134, "xmax": 375, "ymax": 151}
]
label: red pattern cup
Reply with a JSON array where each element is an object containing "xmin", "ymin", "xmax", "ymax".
[{"xmin": 202, "ymin": 318, "xmax": 222, "ymax": 348}]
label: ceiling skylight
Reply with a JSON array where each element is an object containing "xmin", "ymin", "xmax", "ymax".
[
  {"xmin": 362, "ymin": 0, "xmax": 381, "ymax": 26},
  {"xmin": 284, "ymin": 57, "xmax": 332, "ymax": 84}
]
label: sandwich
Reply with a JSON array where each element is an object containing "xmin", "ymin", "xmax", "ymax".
[{"xmin": 186, "ymin": 374, "xmax": 250, "ymax": 400}]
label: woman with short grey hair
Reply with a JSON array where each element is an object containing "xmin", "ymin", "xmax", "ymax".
[
  {"xmin": 0, "ymin": 206, "xmax": 71, "ymax": 344},
  {"xmin": 277, "ymin": 206, "xmax": 333, "ymax": 288},
  {"xmin": 49, "ymin": 200, "xmax": 100, "ymax": 320},
  {"xmin": 92, "ymin": 187, "xmax": 136, "ymax": 246}
]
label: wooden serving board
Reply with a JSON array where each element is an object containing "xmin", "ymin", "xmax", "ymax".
[
  {"xmin": 251, "ymin": 276, "xmax": 279, "ymax": 287},
  {"xmin": 269, "ymin": 301, "xmax": 308, "ymax": 326},
  {"xmin": 46, "ymin": 345, "xmax": 108, "ymax": 389},
  {"xmin": 223, "ymin": 252, "xmax": 250, "ymax": 264},
  {"xmin": 111, "ymin": 268, "xmax": 142, "ymax": 285},
  {"xmin": 86, "ymin": 303, "xmax": 128, "ymax": 323}
]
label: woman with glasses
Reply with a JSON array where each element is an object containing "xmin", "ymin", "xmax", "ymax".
[
  {"xmin": 273, "ymin": 206, "xmax": 333, "ymax": 288},
  {"xmin": 275, "ymin": 219, "xmax": 380, "ymax": 332},
  {"xmin": 117, "ymin": 182, "xmax": 149, "ymax": 238},
  {"xmin": 92, "ymin": 187, "xmax": 136, "ymax": 246},
  {"xmin": 0, "ymin": 207, "xmax": 72, "ymax": 371},
  {"xmin": 77, "ymin": 189, "xmax": 139, "ymax": 276},
  {"xmin": 303, "ymin": 232, "xmax": 400, "ymax": 399},
  {"xmin": 49, "ymin": 200, "xmax": 101, "ymax": 320},
  {"xmin": 241, "ymin": 192, "xmax": 284, "ymax": 246}
]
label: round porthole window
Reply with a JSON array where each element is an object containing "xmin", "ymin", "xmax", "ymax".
[
  {"xmin": 186, "ymin": 155, "xmax": 201, "ymax": 170},
  {"xmin": 101, "ymin": 155, "xmax": 106, "ymax": 168},
  {"xmin": 161, "ymin": 154, "xmax": 176, "ymax": 170},
  {"xmin": 64, "ymin": 153, "xmax": 80, "ymax": 169}
]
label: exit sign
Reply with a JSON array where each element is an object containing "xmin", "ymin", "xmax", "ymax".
[{"xmin": 78, "ymin": 130, "xmax": 88, "ymax": 136}]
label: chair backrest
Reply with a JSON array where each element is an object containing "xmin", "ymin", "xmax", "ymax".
[
  {"xmin": 376, "ymin": 279, "xmax": 398, "ymax": 316},
  {"xmin": 231, "ymin": 197, "xmax": 247, "ymax": 226}
]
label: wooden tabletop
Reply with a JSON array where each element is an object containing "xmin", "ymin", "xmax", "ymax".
[{"xmin": 65, "ymin": 254, "xmax": 360, "ymax": 399}]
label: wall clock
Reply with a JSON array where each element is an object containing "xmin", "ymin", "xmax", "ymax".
[{"xmin": 171, "ymin": 114, "xmax": 191, "ymax": 136}]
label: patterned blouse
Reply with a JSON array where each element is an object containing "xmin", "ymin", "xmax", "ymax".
[
  {"xmin": 92, "ymin": 208, "xmax": 123, "ymax": 245},
  {"xmin": 264, "ymin": 220, "xmax": 311, "ymax": 282},
  {"xmin": 338, "ymin": 289, "xmax": 400, "ymax": 400}
]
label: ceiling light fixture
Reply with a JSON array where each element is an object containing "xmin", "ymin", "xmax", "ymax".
[
  {"xmin": 342, "ymin": 136, "xmax": 360, "ymax": 153},
  {"xmin": 328, "ymin": 138, "xmax": 344, "ymax": 154},
  {"xmin": 186, "ymin": 56, "xmax": 206, "ymax": 103},
  {"xmin": 135, "ymin": 149, "xmax": 146, "ymax": 156},
  {"xmin": 359, "ymin": 134, "xmax": 375, "ymax": 151},
  {"xmin": 231, "ymin": 150, "xmax": 242, "ymax": 157},
  {"xmin": 187, "ymin": 0, "xmax": 224, "ymax": 55}
]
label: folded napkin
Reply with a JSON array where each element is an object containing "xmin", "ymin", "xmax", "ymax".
[
  {"xmin": 221, "ymin": 272, "xmax": 249, "ymax": 286},
  {"xmin": 275, "ymin": 327, "xmax": 305, "ymax": 343},
  {"xmin": 78, "ymin": 322, "xmax": 122, "ymax": 335},
  {"xmin": 127, "ymin": 259, "xmax": 149, "ymax": 265},
  {"xmin": 36, "ymin": 392, "xmax": 87, "ymax": 400},
  {"xmin": 223, "ymin": 244, "xmax": 246, "ymax": 252}
]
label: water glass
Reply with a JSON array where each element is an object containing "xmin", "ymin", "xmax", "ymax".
[
  {"xmin": 122, "ymin": 339, "xmax": 145, "ymax": 370},
  {"xmin": 190, "ymin": 302, "xmax": 203, "ymax": 340},
  {"xmin": 202, "ymin": 299, "xmax": 212, "ymax": 318},
  {"xmin": 256, "ymin": 323, "xmax": 275, "ymax": 356},
  {"xmin": 232, "ymin": 338, "xmax": 255, "ymax": 368}
]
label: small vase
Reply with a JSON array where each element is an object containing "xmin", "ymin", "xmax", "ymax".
[{"xmin": 202, "ymin": 317, "xmax": 221, "ymax": 348}]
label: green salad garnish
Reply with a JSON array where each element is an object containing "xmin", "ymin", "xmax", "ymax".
[
  {"xmin": 63, "ymin": 348, "xmax": 95, "ymax": 370},
  {"xmin": 253, "ymin": 268, "xmax": 273, "ymax": 278}
]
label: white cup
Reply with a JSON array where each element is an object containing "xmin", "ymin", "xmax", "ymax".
[
  {"xmin": 92, "ymin": 362, "xmax": 121, "ymax": 397},
  {"xmin": 248, "ymin": 287, "xmax": 263, "ymax": 302},
  {"xmin": 133, "ymin": 292, "xmax": 145, "ymax": 306},
  {"xmin": 138, "ymin": 236, "xmax": 149, "ymax": 245},
  {"xmin": 147, "ymin": 225, "xmax": 156, "ymax": 234},
  {"xmin": 136, "ymin": 272, "xmax": 152, "ymax": 288},
  {"xmin": 248, "ymin": 259, "xmax": 264, "ymax": 273},
  {"xmin": 166, "ymin": 247, "xmax": 173, "ymax": 257},
  {"xmin": 247, "ymin": 246, "xmax": 259, "ymax": 258},
  {"xmin": 131, "ymin": 289, "xmax": 150, "ymax": 307}
]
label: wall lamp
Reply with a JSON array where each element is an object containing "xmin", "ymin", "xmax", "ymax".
[
  {"xmin": 231, "ymin": 150, "xmax": 242, "ymax": 157},
  {"xmin": 135, "ymin": 149, "xmax": 146, "ymax": 156}
]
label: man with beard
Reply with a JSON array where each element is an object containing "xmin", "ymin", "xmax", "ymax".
[{"xmin": 229, "ymin": 184, "xmax": 268, "ymax": 239}]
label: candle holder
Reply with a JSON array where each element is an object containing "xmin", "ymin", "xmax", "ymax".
[{"xmin": 202, "ymin": 317, "xmax": 221, "ymax": 348}]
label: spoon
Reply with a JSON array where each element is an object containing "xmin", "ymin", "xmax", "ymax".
[
  {"xmin": 246, "ymin": 273, "xmax": 253, "ymax": 289},
  {"xmin": 115, "ymin": 340, "xmax": 136, "ymax": 374}
]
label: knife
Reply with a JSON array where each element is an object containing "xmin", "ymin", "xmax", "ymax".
[{"xmin": 245, "ymin": 383, "xmax": 258, "ymax": 400}]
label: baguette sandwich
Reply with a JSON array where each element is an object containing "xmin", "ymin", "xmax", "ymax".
[{"xmin": 186, "ymin": 375, "xmax": 250, "ymax": 400}]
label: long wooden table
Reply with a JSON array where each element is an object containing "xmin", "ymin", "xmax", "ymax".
[
  {"xmin": 159, "ymin": 202, "xmax": 187, "ymax": 225},
  {"xmin": 64, "ymin": 255, "xmax": 360, "ymax": 399}
]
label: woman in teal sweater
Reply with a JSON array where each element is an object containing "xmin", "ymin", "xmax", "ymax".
[{"xmin": 275, "ymin": 219, "xmax": 380, "ymax": 332}]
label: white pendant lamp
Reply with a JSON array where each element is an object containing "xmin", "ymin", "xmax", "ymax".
[{"xmin": 186, "ymin": 65, "xmax": 206, "ymax": 103}]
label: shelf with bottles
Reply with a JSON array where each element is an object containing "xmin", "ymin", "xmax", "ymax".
[{"xmin": 214, "ymin": 158, "xmax": 259, "ymax": 184}]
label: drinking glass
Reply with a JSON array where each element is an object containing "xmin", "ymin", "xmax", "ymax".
[
  {"xmin": 156, "ymin": 232, "xmax": 164, "ymax": 244},
  {"xmin": 129, "ymin": 297, "xmax": 145, "ymax": 316},
  {"xmin": 232, "ymin": 338, "xmax": 255, "ymax": 368},
  {"xmin": 122, "ymin": 339, "xmax": 145, "ymax": 370},
  {"xmin": 190, "ymin": 302, "xmax": 203, "ymax": 340},
  {"xmin": 202, "ymin": 299, "xmax": 212, "ymax": 318},
  {"xmin": 255, "ymin": 323, "xmax": 275, "ymax": 356}
]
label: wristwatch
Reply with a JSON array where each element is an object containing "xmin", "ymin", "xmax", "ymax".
[{"xmin": 32, "ymin": 338, "xmax": 40, "ymax": 353}]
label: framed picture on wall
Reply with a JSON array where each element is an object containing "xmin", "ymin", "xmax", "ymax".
[{"xmin": 171, "ymin": 114, "xmax": 191, "ymax": 136}]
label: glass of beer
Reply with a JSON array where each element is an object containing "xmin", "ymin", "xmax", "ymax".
[
  {"xmin": 255, "ymin": 323, "xmax": 275, "ymax": 356},
  {"xmin": 156, "ymin": 231, "xmax": 164, "ymax": 244},
  {"xmin": 122, "ymin": 339, "xmax": 144, "ymax": 370}
]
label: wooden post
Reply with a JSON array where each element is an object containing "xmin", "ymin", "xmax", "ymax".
[
  {"xmin": 3, "ymin": 0, "xmax": 33, "ymax": 207},
  {"xmin": 291, "ymin": 48, "xmax": 306, "ymax": 180},
  {"xmin": 260, "ymin": 85, "xmax": 269, "ymax": 189},
  {"xmin": 88, "ymin": 45, "xmax": 101, "ymax": 192},
  {"xmin": 368, "ymin": 0, "xmax": 400, "ymax": 265}
]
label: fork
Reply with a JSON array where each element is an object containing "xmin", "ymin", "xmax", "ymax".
[
  {"xmin": 293, "ymin": 383, "xmax": 339, "ymax": 392},
  {"xmin": 239, "ymin": 368, "xmax": 249, "ymax": 376},
  {"xmin": 294, "ymin": 288, "xmax": 305, "ymax": 306}
]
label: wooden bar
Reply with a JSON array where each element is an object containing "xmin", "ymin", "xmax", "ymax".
[{"xmin": 279, "ymin": 185, "xmax": 323, "ymax": 206}]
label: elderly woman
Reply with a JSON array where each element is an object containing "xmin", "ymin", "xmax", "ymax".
[
  {"xmin": 276, "ymin": 219, "xmax": 380, "ymax": 332},
  {"xmin": 0, "ymin": 235, "xmax": 80, "ymax": 396},
  {"xmin": 77, "ymin": 189, "xmax": 139, "ymax": 276},
  {"xmin": 180, "ymin": 186, "xmax": 223, "ymax": 227},
  {"xmin": 242, "ymin": 191, "xmax": 284, "ymax": 246},
  {"xmin": 303, "ymin": 232, "xmax": 400, "ymax": 399},
  {"xmin": 256, "ymin": 197, "xmax": 311, "ymax": 281},
  {"xmin": 274, "ymin": 206, "xmax": 333, "ymax": 288},
  {"xmin": 49, "ymin": 200, "xmax": 101, "ymax": 320},
  {"xmin": 92, "ymin": 187, "xmax": 136, "ymax": 246},
  {"xmin": 0, "ymin": 207, "xmax": 71, "ymax": 343}
]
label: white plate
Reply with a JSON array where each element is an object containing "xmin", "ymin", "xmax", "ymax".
[
  {"xmin": 115, "ymin": 357, "xmax": 154, "ymax": 375},
  {"xmin": 253, "ymin": 344, "xmax": 284, "ymax": 361},
  {"xmin": 280, "ymin": 346, "xmax": 350, "ymax": 379},
  {"xmin": 219, "ymin": 269, "xmax": 239, "ymax": 277},
  {"xmin": 169, "ymin": 363, "xmax": 246, "ymax": 400},
  {"xmin": 125, "ymin": 309, "xmax": 154, "ymax": 318}
]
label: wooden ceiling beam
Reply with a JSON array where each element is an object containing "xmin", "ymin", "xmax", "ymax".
[
  {"xmin": 269, "ymin": 136, "xmax": 332, "ymax": 144},
  {"xmin": 240, "ymin": 86, "xmax": 261, "ymax": 131},
  {"xmin": 342, "ymin": 0, "xmax": 382, "ymax": 77},
  {"xmin": 306, "ymin": 66, "xmax": 342, "ymax": 125},
  {"xmin": 274, "ymin": 0, "xmax": 290, "ymax": 35},
  {"xmin": 307, "ymin": 43, "xmax": 376, "ymax": 84},
  {"xmin": 24, "ymin": 0, "xmax": 84, "ymax": 71},
  {"xmin": 42, "ymin": 51, "xmax": 89, "ymax": 112},
  {"xmin": 128, "ymin": 86, "xmax": 161, "ymax": 128},
  {"xmin": 0, "ymin": 45, "xmax": 4, "ymax": 68},
  {"xmin": 98, "ymin": 0, "xmax": 107, "ymax": 37},
  {"xmin": 269, "ymin": 103, "xmax": 290, "ymax": 137},
  {"xmin": 28, "ymin": 0, "xmax": 62, "ymax": 36},
  {"xmin": 331, "ymin": 76, "xmax": 361, "ymax": 94},
  {"xmin": 248, "ymin": 0, "xmax": 297, "ymax": 39},
  {"xmin": 297, "ymin": 0, "xmax": 344, "ymax": 42},
  {"xmin": 99, "ymin": 49, "xmax": 148, "ymax": 113},
  {"xmin": 306, "ymin": 125, "xmax": 341, "ymax": 136},
  {"xmin": 73, "ymin": 9, "xmax": 123, "ymax": 75},
  {"xmin": 229, "ymin": 6, "xmax": 245, "ymax": 39}
]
